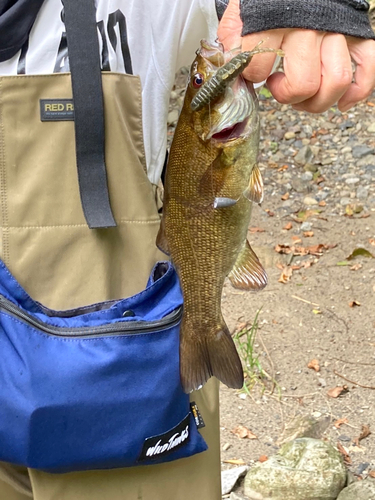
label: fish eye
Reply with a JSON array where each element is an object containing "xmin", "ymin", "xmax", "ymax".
[{"xmin": 192, "ymin": 73, "xmax": 204, "ymax": 89}]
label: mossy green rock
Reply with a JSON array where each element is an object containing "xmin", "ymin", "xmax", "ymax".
[
  {"xmin": 336, "ymin": 478, "xmax": 375, "ymax": 500},
  {"xmin": 244, "ymin": 438, "xmax": 347, "ymax": 500}
]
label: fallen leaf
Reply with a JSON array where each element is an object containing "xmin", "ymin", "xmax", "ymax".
[
  {"xmin": 249, "ymin": 227, "xmax": 265, "ymax": 233},
  {"xmin": 291, "ymin": 236, "xmax": 302, "ymax": 243},
  {"xmin": 231, "ymin": 425, "xmax": 257, "ymax": 440},
  {"xmin": 327, "ymin": 386, "xmax": 349, "ymax": 398},
  {"xmin": 222, "ymin": 459, "xmax": 247, "ymax": 465},
  {"xmin": 277, "ymin": 164, "xmax": 289, "ymax": 172},
  {"xmin": 312, "ymin": 309, "xmax": 322, "ymax": 315},
  {"xmin": 295, "ymin": 209, "xmax": 321, "ymax": 222},
  {"xmin": 367, "ymin": 101, "xmax": 375, "ymax": 107},
  {"xmin": 318, "ymin": 201, "xmax": 326, "ymax": 207},
  {"xmin": 258, "ymin": 455, "xmax": 268, "ymax": 463},
  {"xmin": 369, "ymin": 470, "xmax": 375, "ymax": 478},
  {"xmin": 303, "ymin": 231, "xmax": 314, "ymax": 237},
  {"xmin": 369, "ymin": 238, "xmax": 375, "ymax": 246},
  {"xmin": 349, "ymin": 300, "xmax": 361, "ymax": 307},
  {"xmin": 283, "ymin": 222, "xmax": 293, "ymax": 230},
  {"xmin": 337, "ymin": 442, "xmax": 352, "ymax": 465},
  {"xmin": 354, "ymin": 424, "xmax": 371, "ymax": 446},
  {"xmin": 281, "ymin": 193, "xmax": 290, "ymax": 201},
  {"xmin": 278, "ymin": 266, "xmax": 293, "ymax": 284},
  {"xmin": 307, "ymin": 359, "xmax": 320, "ymax": 372},
  {"xmin": 265, "ymin": 209, "xmax": 275, "ymax": 217},
  {"xmin": 347, "ymin": 248, "xmax": 374, "ymax": 260},
  {"xmin": 334, "ymin": 418, "xmax": 348, "ymax": 429},
  {"xmin": 350, "ymin": 263, "xmax": 362, "ymax": 271}
]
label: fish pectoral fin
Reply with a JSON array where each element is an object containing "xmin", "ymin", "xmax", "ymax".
[
  {"xmin": 213, "ymin": 197, "xmax": 239, "ymax": 209},
  {"xmin": 228, "ymin": 241, "xmax": 267, "ymax": 290},
  {"xmin": 243, "ymin": 164, "xmax": 264, "ymax": 204},
  {"xmin": 156, "ymin": 216, "xmax": 170, "ymax": 256},
  {"xmin": 180, "ymin": 317, "xmax": 244, "ymax": 393}
]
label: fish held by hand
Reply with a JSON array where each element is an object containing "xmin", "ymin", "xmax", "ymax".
[{"xmin": 157, "ymin": 39, "xmax": 269, "ymax": 393}]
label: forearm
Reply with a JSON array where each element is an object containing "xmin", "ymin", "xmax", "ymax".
[{"xmin": 216, "ymin": 0, "xmax": 375, "ymax": 40}]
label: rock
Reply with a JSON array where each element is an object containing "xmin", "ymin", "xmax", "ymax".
[
  {"xmin": 167, "ymin": 109, "xmax": 179, "ymax": 124},
  {"xmin": 304, "ymin": 163, "xmax": 318, "ymax": 173},
  {"xmin": 356, "ymin": 155, "xmax": 375, "ymax": 167},
  {"xmin": 315, "ymin": 191, "xmax": 329, "ymax": 202},
  {"xmin": 284, "ymin": 131, "xmax": 296, "ymax": 140},
  {"xmin": 340, "ymin": 197, "xmax": 352, "ymax": 206},
  {"xmin": 352, "ymin": 145, "xmax": 374, "ymax": 158},
  {"xmin": 345, "ymin": 177, "xmax": 360, "ymax": 185},
  {"xmin": 356, "ymin": 187, "xmax": 369, "ymax": 200},
  {"xmin": 301, "ymin": 171, "xmax": 313, "ymax": 181},
  {"xmin": 230, "ymin": 493, "xmax": 250, "ymax": 500},
  {"xmin": 303, "ymin": 196, "xmax": 319, "ymax": 206},
  {"xmin": 244, "ymin": 438, "xmax": 347, "ymax": 500},
  {"xmin": 301, "ymin": 222, "xmax": 313, "ymax": 231},
  {"xmin": 277, "ymin": 415, "xmax": 330, "ymax": 446},
  {"xmin": 291, "ymin": 178, "xmax": 310, "ymax": 193},
  {"xmin": 367, "ymin": 122, "xmax": 375, "ymax": 133},
  {"xmin": 295, "ymin": 146, "xmax": 314, "ymax": 165},
  {"xmin": 341, "ymin": 146, "xmax": 352, "ymax": 154},
  {"xmin": 221, "ymin": 466, "xmax": 249, "ymax": 495},
  {"xmin": 302, "ymin": 124, "xmax": 313, "ymax": 136},
  {"xmin": 336, "ymin": 478, "xmax": 375, "ymax": 500}
]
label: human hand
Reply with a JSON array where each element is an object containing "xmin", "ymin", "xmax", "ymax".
[{"xmin": 217, "ymin": 0, "xmax": 375, "ymax": 113}]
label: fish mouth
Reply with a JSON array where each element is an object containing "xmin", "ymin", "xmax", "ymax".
[{"xmin": 205, "ymin": 78, "xmax": 253, "ymax": 143}]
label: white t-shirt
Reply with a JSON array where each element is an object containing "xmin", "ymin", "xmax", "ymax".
[{"xmin": 0, "ymin": 0, "xmax": 219, "ymax": 185}]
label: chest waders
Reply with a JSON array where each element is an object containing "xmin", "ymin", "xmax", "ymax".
[{"xmin": 0, "ymin": 0, "xmax": 221, "ymax": 499}]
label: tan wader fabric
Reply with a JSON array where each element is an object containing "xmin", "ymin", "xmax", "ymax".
[{"xmin": 0, "ymin": 73, "xmax": 221, "ymax": 500}]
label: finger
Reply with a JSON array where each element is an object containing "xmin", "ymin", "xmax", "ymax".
[
  {"xmin": 292, "ymin": 34, "xmax": 352, "ymax": 113},
  {"xmin": 338, "ymin": 37, "xmax": 375, "ymax": 111},
  {"xmin": 241, "ymin": 30, "xmax": 285, "ymax": 83},
  {"xmin": 217, "ymin": 0, "xmax": 242, "ymax": 52},
  {"xmin": 266, "ymin": 30, "xmax": 324, "ymax": 104}
]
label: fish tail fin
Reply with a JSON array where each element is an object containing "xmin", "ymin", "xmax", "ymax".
[{"xmin": 180, "ymin": 318, "xmax": 244, "ymax": 393}]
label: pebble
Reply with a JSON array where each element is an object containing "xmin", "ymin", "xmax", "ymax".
[
  {"xmin": 345, "ymin": 177, "xmax": 360, "ymax": 185},
  {"xmin": 357, "ymin": 187, "xmax": 369, "ymax": 200},
  {"xmin": 301, "ymin": 171, "xmax": 313, "ymax": 181},
  {"xmin": 352, "ymin": 145, "xmax": 374, "ymax": 158},
  {"xmin": 303, "ymin": 196, "xmax": 319, "ymax": 206},
  {"xmin": 301, "ymin": 222, "xmax": 313, "ymax": 231},
  {"xmin": 284, "ymin": 131, "xmax": 296, "ymax": 140},
  {"xmin": 367, "ymin": 122, "xmax": 375, "ymax": 133}
]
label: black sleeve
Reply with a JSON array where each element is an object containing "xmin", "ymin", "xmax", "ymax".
[
  {"xmin": 0, "ymin": 0, "xmax": 45, "ymax": 62},
  {"xmin": 216, "ymin": 0, "xmax": 375, "ymax": 40}
]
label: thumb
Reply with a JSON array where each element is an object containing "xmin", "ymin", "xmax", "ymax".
[{"xmin": 217, "ymin": 0, "xmax": 243, "ymax": 52}]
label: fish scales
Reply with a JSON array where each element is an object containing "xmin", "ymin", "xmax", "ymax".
[{"xmin": 157, "ymin": 39, "xmax": 268, "ymax": 393}]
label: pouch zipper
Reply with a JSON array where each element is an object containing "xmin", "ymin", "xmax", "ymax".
[{"xmin": 0, "ymin": 295, "xmax": 182, "ymax": 338}]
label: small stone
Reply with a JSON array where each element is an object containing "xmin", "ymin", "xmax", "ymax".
[
  {"xmin": 345, "ymin": 177, "xmax": 360, "ymax": 185},
  {"xmin": 302, "ymin": 124, "xmax": 313, "ymax": 136},
  {"xmin": 341, "ymin": 146, "xmax": 352, "ymax": 154},
  {"xmin": 340, "ymin": 120, "xmax": 355, "ymax": 130},
  {"xmin": 338, "ymin": 435, "xmax": 351, "ymax": 442},
  {"xmin": 303, "ymin": 196, "xmax": 319, "ymax": 206},
  {"xmin": 315, "ymin": 191, "xmax": 329, "ymax": 202},
  {"xmin": 295, "ymin": 145, "xmax": 314, "ymax": 165},
  {"xmin": 301, "ymin": 222, "xmax": 313, "ymax": 231},
  {"xmin": 357, "ymin": 155, "xmax": 375, "ymax": 167},
  {"xmin": 291, "ymin": 178, "xmax": 310, "ymax": 193},
  {"xmin": 222, "ymin": 466, "xmax": 249, "ymax": 495},
  {"xmin": 356, "ymin": 187, "xmax": 369, "ymax": 200},
  {"xmin": 340, "ymin": 197, "xmax": 352, "ymax": 206},
  {"xmin": 301, "ymin": 171, "xmax": 313, "ymax": 181},
  {"xmin": 304, "ymin": 163, "xmax": 319, "ymax": 173},
  {"xmin": 284, "ymin": 131, "xmax": 296, "ymax": 140},
  {"xmin": 352, "ymin": 145, "xmax": 374, "ymax": 158},
  {"xmin": 167, "ymin": 109, "xmax": 179, "ymax": 124},
  {"xmin": 230, "ymin": 493, "xmax": 250, "ymax": 500},
  {"xmin": 367, "ymin": 122, "xmax": 375, "ymax": 133}
]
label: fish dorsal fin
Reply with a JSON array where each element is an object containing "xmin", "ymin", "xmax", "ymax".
[
  {"xmin": 156, "ymin": 216, "xmax": 170, "ymax": 256},
  {"xmin": 243, "ymin": 164, "xmax": 264, "ymax": 204},
  {"xmin": 228, "ymin": 241, "xmax": 267, "ymax": 290}
]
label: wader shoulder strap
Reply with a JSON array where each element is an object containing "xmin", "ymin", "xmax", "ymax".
[{"xmin": 63, "ymin": 0, "xmax": 116, "ymax": 229}]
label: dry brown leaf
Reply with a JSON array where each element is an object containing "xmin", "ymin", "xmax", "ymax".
[
  {"xmin": 367, "ymin": 101, "xmax": 375, "ymax": 107},
  {"xmin": 281, "ymin": 192, "xmax": 290, "ymax": 201},
  {"xmin": 350, "ymin": 263, "xmax": 362, "ymax": 271},
  {"xmin": 278, "ymin": 266, "xmax": 293, "ymax": 284},
  {"xmin": 307, "ymin": 359, "xmax": 320, "ymax": 372},
  {"xmin": 231, "ymin": 425, "xmax": 257, "ymax": 440},
  {"xmin": 327, "ymin": 386, "xmax": 349, "ymax": 398},
  {"xmin": 277, "ymin": 165, "xmax": 289, "ymax": 172},
  {"xmin": 337, "ymin": 442, "xmax": 352, "ymax": 465},
  {"xmin": 318, "ymin": 201, "xmax": 326, "ymax": 207},
  {"xmin": 334, "ymin": 418, "xmax": 348, "ymax": 429},
  {"xmin": 222, "ymin": 459, "xmax": 247, "ymax": 465},
  {"xmin": 303, "ymin": 231, "xmax": 314, "ymax": 237},
  {"xmin": 369, "ymin": 470, "xmax": 375, "ymax": 478},
  {"xmin": 349, "ymin": 300, "xmax": 361, "ymax": 307},
  {"xmin": 265, "ymin": 209, "xmax": 275, "ymax": 217},
  {"xmin": 369, "ymin": 238, "xmax": 375, "ymax": 246},
  {"xmin": 291, "ymin": 236, "xmax": 302, "ymax": 243},
  {"xmin": 249, "ymin": 227, "xmax": 265, "ymax": 233},
  {"xmin": 283, "ymin": 222, "xmax": 293, "ymax": 230},
  {"xmin": 258, "ymin": 455, "xmax": 268, "ymax": 463},
  {"xmin": 354, "ymin": 424, "xmax": 372, "ymax": 446}
]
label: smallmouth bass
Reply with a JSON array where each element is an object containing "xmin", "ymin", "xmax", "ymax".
[{"xmin": 157, "ymin": 40, "xmax": 268, "ymax": 393}]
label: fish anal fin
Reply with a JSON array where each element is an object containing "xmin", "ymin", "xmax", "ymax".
[
  {"xmin": 156, "ymin": 216, "xmax": 170, "ymax": 256},
  {"xmin": 243, "ymin": 164, "xmax": 264, "ymax": 204},
  {"xmin": 180, "ymin": 317, "xmax": 244, "ymax": 393},
  {"xmin": 228, "ymin": 241, "xmax": 267, "ymax": 290}
]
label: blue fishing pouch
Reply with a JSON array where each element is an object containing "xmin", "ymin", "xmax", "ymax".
[{"xmin": 0, "ymin": 260, "xmax": 207, "ymax": 473}]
